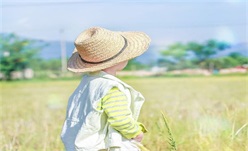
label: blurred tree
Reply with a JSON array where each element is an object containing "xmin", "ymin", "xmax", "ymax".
[
  {"xmin": 124, "ymin": 59, "xmax": 148, "ymax": 71},
  {"xmin": 40, "ymin": 59, "xmax": 61, "ymax": 71},
  {"xmin": 228, "ymin": 52, "xmax": 248, "ymax": 65},
  {"xmin": 157, "ymin": 58, "xmax": 196, "ymax": 71},
  {"xmin": 0, "ymin": 33, "xmax": 44, "ymax": 80},
  {"xmin": 161, "ymin": 43, "xmax": 187, "ymax": 62},
  {"xmin": 160, "ymin": 40, "xmax": 231, "ymax": 70},
  {"xmin": 192, "ymin": 52, "xmax": 248, "ymax": 70},
  {"xmin": 30, "ymin": 59, "xmax": 61, "ymax": 71},
  {"xmin": 187, "ymin": 40, "xmax": 230, "ymax": 65},
  {"xmin": 160, "ymin": 42, "xmax": 198, "ymax": 70}
]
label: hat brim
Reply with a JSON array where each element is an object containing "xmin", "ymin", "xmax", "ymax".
[{"xmin": 67, "ymin": 31, "xmax": 151, "ymax": 73}]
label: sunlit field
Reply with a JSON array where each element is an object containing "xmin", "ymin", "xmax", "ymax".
[{"xmin": 1, "ymin": 76, "xmax": 247, "ymax": 151}]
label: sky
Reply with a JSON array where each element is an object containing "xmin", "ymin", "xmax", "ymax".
[{"xmin": 1, "ymin": 0, "xmax": 247, "ymax": 47}]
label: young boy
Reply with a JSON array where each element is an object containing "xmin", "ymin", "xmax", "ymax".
[{"xmin": 61, "ymin": 27, "xmax": 151, "ymax": 151}]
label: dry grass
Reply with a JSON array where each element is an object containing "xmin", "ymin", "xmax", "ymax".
[{"xmin": 0, "ymin": 76, "xmax": 247, "ymax": 151}]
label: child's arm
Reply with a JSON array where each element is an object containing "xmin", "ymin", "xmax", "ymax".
[{"xmin": 100, "ymin": 87, "xmax": 146, "ymax": 141}]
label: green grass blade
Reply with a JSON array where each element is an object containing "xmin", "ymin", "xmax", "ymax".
[{"xmin": 161, "ymin": 111, "xmax": 177, "ymax": 151}]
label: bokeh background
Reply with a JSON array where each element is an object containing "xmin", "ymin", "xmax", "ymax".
[{"xmin": 1, "ymin": 0, "xmax": 247, "ymax": 151}]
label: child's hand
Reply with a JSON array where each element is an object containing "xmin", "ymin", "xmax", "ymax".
[{"xmin": 133, "ymin": 132, "xmax": 144, "ymax": 142}]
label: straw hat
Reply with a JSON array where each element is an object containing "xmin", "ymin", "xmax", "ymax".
[{"xmin": 67, "ymin": 27, "xmax": 151, "ymax": 72}]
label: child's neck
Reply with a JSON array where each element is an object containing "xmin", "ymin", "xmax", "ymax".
[{"xmin": 103, "ymin": 69, "xmax": 116, "ymax": 76}]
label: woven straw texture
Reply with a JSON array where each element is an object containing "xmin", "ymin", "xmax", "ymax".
[{"xmin": 67, "ymin": 27, "xmax": 151, "ymax": 73}]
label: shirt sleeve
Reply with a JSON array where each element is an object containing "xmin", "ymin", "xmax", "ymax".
[{"xmin": 100, "ymin": 87, "xmax": 143, "ymax": 139}]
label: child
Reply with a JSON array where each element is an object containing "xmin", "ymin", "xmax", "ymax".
[{"xmin": 61, "ymin": 27, "xmax": 151, "ymax": 151}]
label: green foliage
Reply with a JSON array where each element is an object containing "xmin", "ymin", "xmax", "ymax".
[
  {"xmin": 200, "ymin": 54, "xmax": 248, "ymax": 70},
  {"xmin": 31, "ymin": 59, "xmax": 62, "ymax": 71},
  {"xmin": 158, "ymin": 58, "xmax": 197, "ymax": 71},
  {"xmin": 187, "ymin": 40, "xmax": 230, "ymax": 62},
  {"xmin": 228, "ymin": 52, "xmax": 248, "ymax": 65},
  {"xmin": 0, "ymin": 33, "xmax": 44, "ymax": 80},
  {"xmin": 161, "ymin": 43, "xmax": 187, "ymax": 61},
  {"xmin": 160, "ymin": 40, "xmax": 247, "ymax": 70},
  {"xmin": 124, "ymin": 59, "xmax": 148, "ymax": 70}
]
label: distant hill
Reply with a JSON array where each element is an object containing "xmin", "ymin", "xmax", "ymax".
[
  {"xmin": 39, "ymin": 40, "xmax": 247, "ymax": 63},
  {"xmin": 38, "ymin": 41, "xmax": 74, "ymax": 60}
]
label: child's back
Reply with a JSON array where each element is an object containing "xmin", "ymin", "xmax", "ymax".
[{"xmin": 61, "ymin": 27, "xmax": 151, "ymax": 151}]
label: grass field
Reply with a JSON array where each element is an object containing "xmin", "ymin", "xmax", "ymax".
[{"xmin": 0, "ymin": 76, "xmax": 247, "ymax": 151}]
